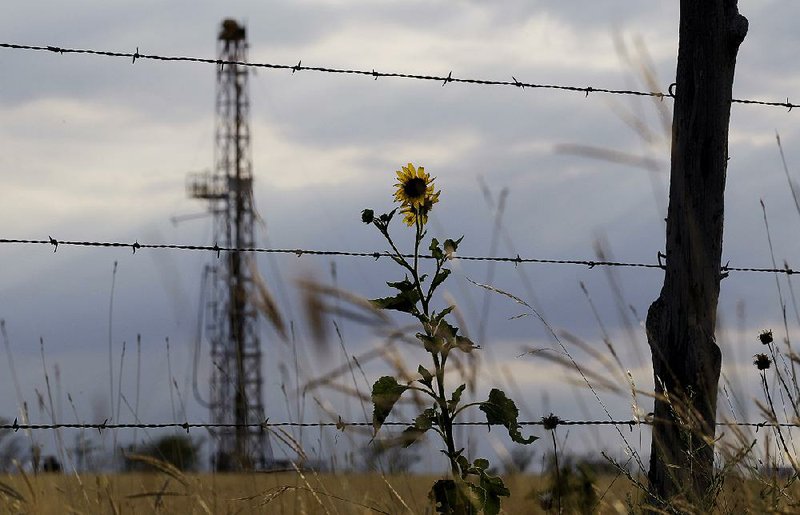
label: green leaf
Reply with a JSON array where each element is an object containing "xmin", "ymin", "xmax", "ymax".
[
  {"xmin": 430, "ymin": 318, "xmax": 458, "ymax": 339},
  {"xmin": 430, "ymin": 268, "xmax": 451, "ymax": 293},
  {"xmin": 453, "ymin": 335, "xmax": 478, "ymax": 354},
  {"xmin": 456, "ymin": 454, "xmax": 471, "ymax": 476},
  {"xmin": 473, "ymin": 458, "xmax": 490, "ymax": 471},
  {"xmin": 429, "ymin": 480, "xmax": 458, "ymax": 514},
  {"xmin": 400, "ymin": 408, "xmax": 437, "ymax": 448},
  {"xmin": 479, "ymin": 473, "xmax": 509, "ymax": 515},
  {"xmin": 371, "ymin": 286, "xmax": 420, "ymax": 315},
  {"xmin": 443, "ymin": 236, "xmax": 464, "ymax": 258},
  {"xmin": 371, "ymin": 376, "xmax": 408, "ymax": 434},
  {"xmin": 448, "ymin": 384, "xmax": 467, "ymax": 412},
  {"xmin": 379, "ymin": 208, "xmax": 397, "ymax": 224},
  {"xmin": 457, "ymin": 457, "xmax": 509, "ymax": 515},
  {"xmin": 399, "ymin": 426, "xmax": 424, "ymax": 448},
  {"xmin": 479, "ymin": 389, "xmax": 537, "ymax": 445},
  {"xmin": 417, "ymin": 332, "xmax": 443, "ymax": 353},
  {"xmin": 432, "ymin": 306, "xmax": 455, "ymax": 324},
  {"xmin": 429, "ymin": 238, "xmax": 443, "ymax": 260},
  {"xmin": 418, "ymin": 365, "xmax": 434, "ymax": 388},
  {"xmin": 429, "ymin": 479, "xmax": 482, "ymax": 515},
  {"xmin": 386, "ymin": 277, "xmax": 416, "ymax": 293},
  {"xmin": 415, "ymin": 408, "xmax": 436, "ymax": 431}
]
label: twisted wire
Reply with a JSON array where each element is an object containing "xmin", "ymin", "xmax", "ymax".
[
  {"xmin": 0, "ymin": 42, "xmax": 795, "ymax": 110},
  {"xmin": 1, "ymin": 419, "xmax": 795, "ymax": 432},
  {"xmin": 2, "ymin": 237, "xmax": 799, "ymax": 275}
]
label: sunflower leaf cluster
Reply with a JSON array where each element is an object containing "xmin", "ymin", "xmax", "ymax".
[{"xmin": 361, "ymin": 163, "xmax": 536, "ymax": 515}]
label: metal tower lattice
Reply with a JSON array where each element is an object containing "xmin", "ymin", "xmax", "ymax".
[{"xmin": 188, "ymin": 19, "xmax": 271, "ymax": 471}]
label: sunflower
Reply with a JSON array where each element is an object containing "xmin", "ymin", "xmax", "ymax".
[
  {"xmin": 393, "ymin": 163, "xmax": 440, "ymax": 226},
  {"xmin": 400, "ymin": 192, "xmax": 440, "ymax": 226}
]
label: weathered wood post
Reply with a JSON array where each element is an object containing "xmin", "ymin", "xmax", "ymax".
[{"xmin": 646, "ymin": 0, "xmax": 747, "ymax": 509}]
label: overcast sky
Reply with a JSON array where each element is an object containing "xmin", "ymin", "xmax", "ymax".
[{"xmin": 1, "ymin": 0, "xmax": 800, "ymax": 472}]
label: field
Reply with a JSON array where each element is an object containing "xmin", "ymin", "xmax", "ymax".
[
  {"xmin": 0, "ymin": 471, "xmax": 648, "ymax": 514},
  {"xmin": 4, "ymin": 468, "xmax": 798, "ymax": 514}
]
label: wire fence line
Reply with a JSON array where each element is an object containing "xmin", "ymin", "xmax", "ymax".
[
  {"xmin": 2, "ymin": 419, "xmax": 796, "ymax": 433},
  {"xmin": 1, "ymin": 237, "xmax": 799, "ymax": 276},
  {"xmin": 0, "ymin": 42, "xmax": 797, "ymax": 111}
]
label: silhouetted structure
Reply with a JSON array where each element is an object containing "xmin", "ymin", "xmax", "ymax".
[{"xmin": 188, "ymin": 19, "xmax": 271, "ymax": 471}]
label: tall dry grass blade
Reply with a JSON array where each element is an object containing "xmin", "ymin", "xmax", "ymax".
[
  {"xmin": 1, "ymin": 322, "xmax": 30, "ymax": 439},
  {"xmin": 579, "ymin": 281, "xmax": 625, "ymax": 372},
  {"xmin": 165, "ymin": 337, "xmax": 178, "ymax": 424},
  {"xmin": 379, "ymin": 474, "xmax": 414, "ymax": 514},
  {"xmin": 172, "ymin": 379, "xmax": 188, "ymax": 423},
  {"xmin": 107, "ymin": 261, "xmax": 118, "ymax": 426},
  {"xmin": 124, "ymin": 454, "xmax": 190, "ymax": 487},
  {"xmin": 112, "ymin": 339, "xmax": 126, "ymax": 459},
  {"xmin": 477, "ymin": 186, "xmax": 508, "ymax": 346},
  {"xmin": 0, "ymin": 479, "xmax": 26, "ymax": 503},
  {"xmin": 592, "ymin": 238, "xmax": 645, "ymax": 365},
  {"xmin": 14, "ymin": 461, "xmax": 36, "ymax": 504},
  {"xmin": 302, "ymin": 343, "xmax": 393, "ymax": 393},
  {"xmin": 251, "ymin": 260, "xmax": 288, "ymax": 341},
  {"xmin": 760, "ymin": 200, "xmax": 800, "ymax": 416},
  {"xmin": 333, "ymin": 321, "xmax": 371, "ymax": 435},
  {"xmin": 474, "ymin": 175, "xmax": 548, "ymax": 320},
  {"xmin": 470, "ymin": 277, "xmax": 648, "ymax": 473},
  {"xmin": 238, "ymin": 484, "xmax": 392, "ymax": 514},
  {"xmin": 126, "ymin": 490, "xmax": 184, "ymax": 500},
  {"xmin": 38, "ymin": 338, "xmax": 67, "ymax": 469},
  {"xmin": 554, "ymin": 143, "xmax": 661, "ymax": 171},
  {"xmin": 298, "ymin": 279, "xmax": 390, "ymax": 327},
  {"xmin": 133, "ymin": 334, "xmax": 142, "ymax": 446},
  {"xmin": 291, "ymin": 464, "xmax": 334, "ymax": 515},
  {"xmin": 191, "ymin": 266, "xmax": 213, "ymax": 410},
  {"xmin": 559, "ymin": 330, "xmax": 629, "ymax": 386},
  {"xmin": 271, "ymin": 426, "xmax": 309, "ymax": 463},
  {"xmin": 776, "ymin": 132, "xmax": 800, "ymax": 218}
]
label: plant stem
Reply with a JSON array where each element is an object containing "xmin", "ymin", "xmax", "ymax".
[
  {"xmin": 381, "ymin": 229, "xmax": 415, "ymax": 277},
  {"xmin": 433, "ymin": 352, "xmax": 459, "ymax": 477},
  {"xmin": 412, "ymin": 218, "xmax": 430, "ymax": 316},
  {"xmin": 551, "ymin": 429, "xmax": 562, "ymax": 515}
]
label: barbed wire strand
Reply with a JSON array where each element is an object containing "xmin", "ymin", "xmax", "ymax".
[
  {"xmin": 0, "ymin": 419, "xmax": 794, "ymax": 432},
  {"xmin": 0, "ymin": 42, "xmax": 796, "ymax": 111},
  {"xmin": 0, "ymin": 237, "xmax": 797, "ymax": 275}
]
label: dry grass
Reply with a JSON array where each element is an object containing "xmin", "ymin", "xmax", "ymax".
[
  {"xmin": 0, "ymin": 471, "xmax": 650, "ymax": 514},
  {"xmin": 4, "ymin": 469, "xmax": 800, "ymax": 514}
]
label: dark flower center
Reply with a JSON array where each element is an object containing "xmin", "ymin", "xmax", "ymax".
[{"xmin": 403, "ymin": 177, "xmax": 427, "ymax": 199}]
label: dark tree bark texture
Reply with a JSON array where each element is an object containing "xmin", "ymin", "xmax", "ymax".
[{"xmin": 646, "ymin": 0, "xmax": 747, "ymax": 510}]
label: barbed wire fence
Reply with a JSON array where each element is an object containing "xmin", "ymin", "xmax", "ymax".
[
  {"xmin": 3, "ymin": 419, "xmax": 796, "ymax": 433},
  {"xmin": 2, "ymin": 237, "xmax": 800, "ymax": 275},
  {"xmin": 0, "ymin": 42, "xmax": 797, "ymax": 110},
  {"xmin": 0, "ymin": 37, "xmax": 798, "ymax": 460},
  {"xmin": 1, "ymin": 234, "xmax": 797, "ymax": 437}
]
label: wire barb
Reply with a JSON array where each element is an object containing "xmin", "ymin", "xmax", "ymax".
[{"xmin": 442, "ymin": 70, "xmax": 453, "ymax": 87}]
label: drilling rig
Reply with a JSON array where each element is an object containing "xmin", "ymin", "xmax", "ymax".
[{"xmin": 187, "ymin": 19, "xmax": 271, "ymax": 471}]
